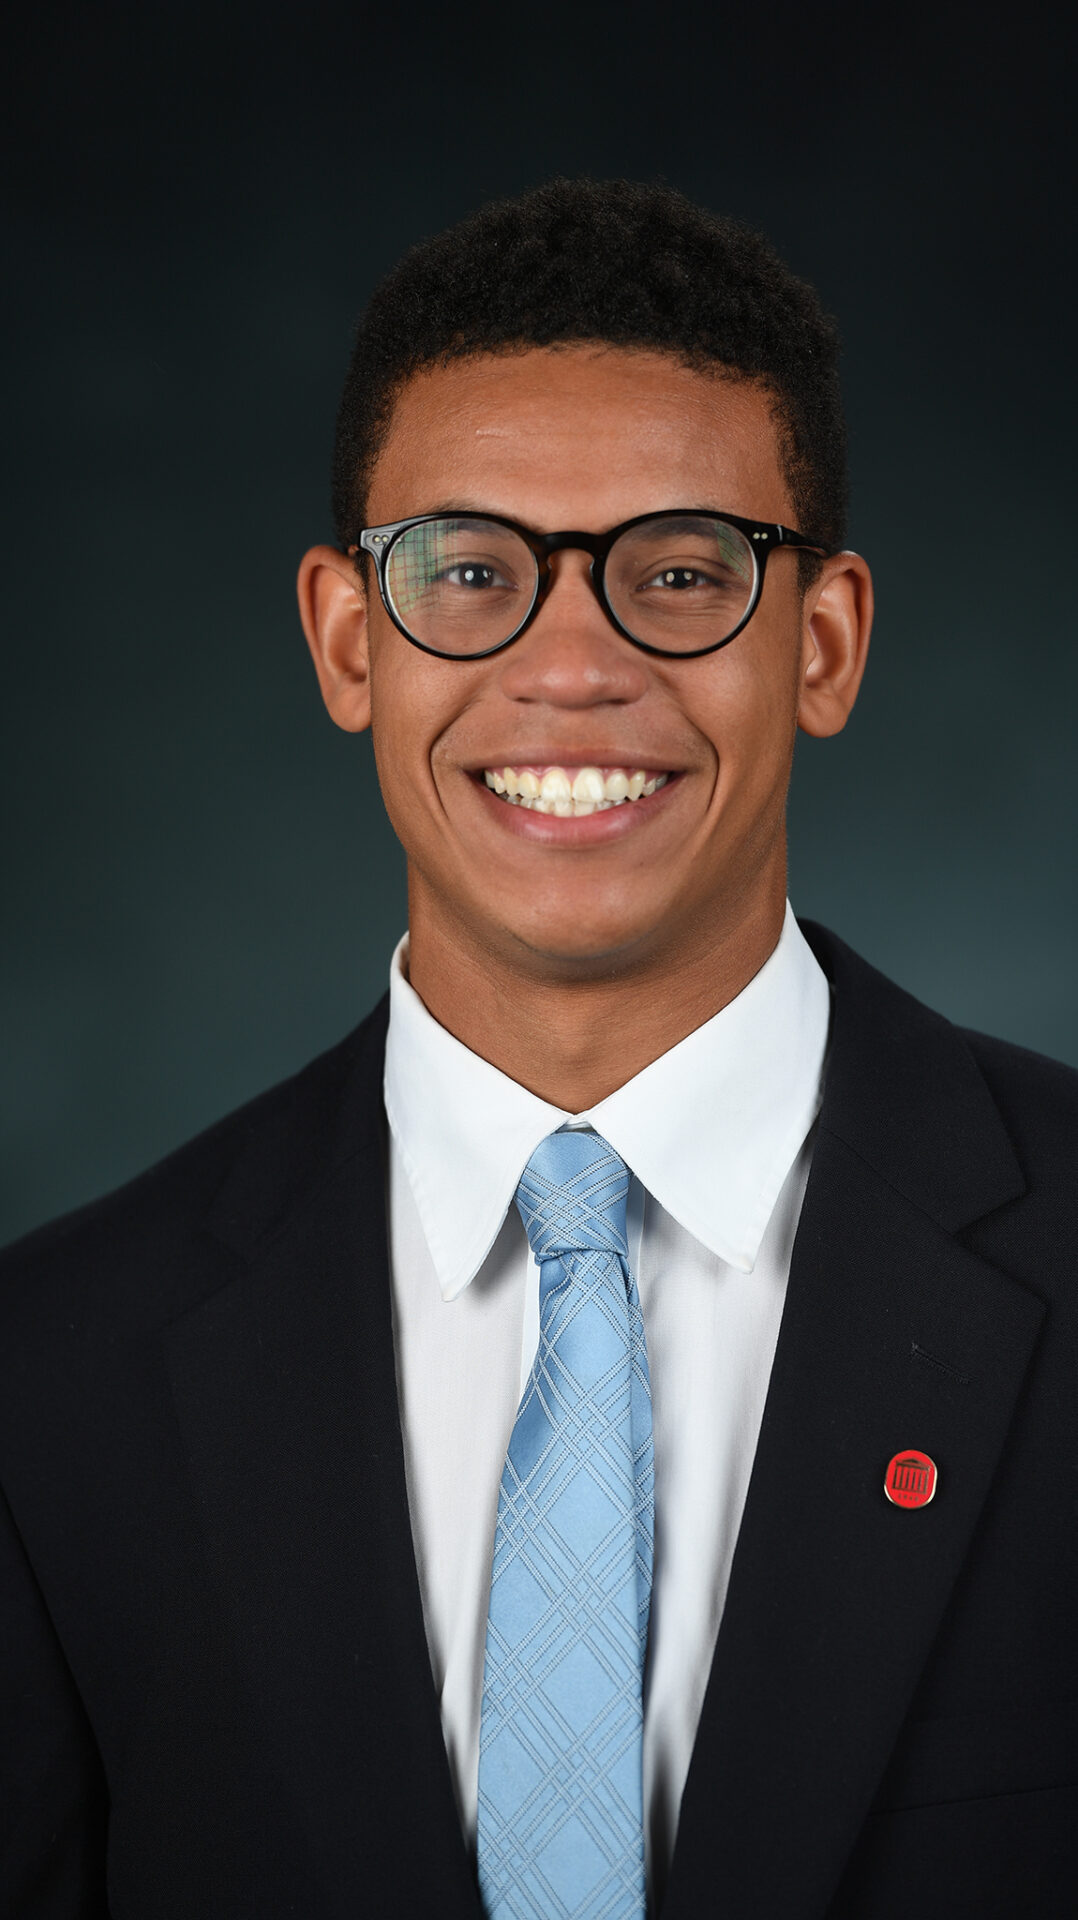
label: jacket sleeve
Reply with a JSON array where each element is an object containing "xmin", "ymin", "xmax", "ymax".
[{"xmin": 0, "ymin": 1481, "xmax": 110, "ymax": 1917}]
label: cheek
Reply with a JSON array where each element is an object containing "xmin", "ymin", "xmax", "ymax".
[
  {"xmin": 366, "ymin": 640, "xmax": 471, "ymax": 852},
  {"xmin": 366, "ymin": 649, "xmax": 431, "ymax": 838},
  {"xmin": 686, "ymin": 634, "xmax": 799, "ymax": 774}
]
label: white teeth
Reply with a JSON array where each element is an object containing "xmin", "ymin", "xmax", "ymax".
[
  {"xmin": 571, "ymin": 766, "xmax": 606, "ymax": 804},
  {"xmin": 539, "ymin": 768, "xmax": 572, "ymax": 803},
  {"xmin": 482, "ymin": 765, "xmax": 670, "ymax": 815}
]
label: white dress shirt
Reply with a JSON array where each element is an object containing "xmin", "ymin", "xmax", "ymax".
[{"xmin": 383, "ymin": 901, "xmax": 830, "ymax": 1898}]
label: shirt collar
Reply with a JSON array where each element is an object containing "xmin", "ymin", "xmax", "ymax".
[{"xmin": 383, "ymin": 901, "xmax": 830, "ymax": 1300}]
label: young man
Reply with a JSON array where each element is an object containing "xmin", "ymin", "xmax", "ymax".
[{"xmin": 1, "ymin": 180, "xmax": 1074, "ymax": 1919}]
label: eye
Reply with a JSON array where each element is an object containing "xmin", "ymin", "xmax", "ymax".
[
  {"xmin": 644, "ymin": 566, "xmax": 715, "ymax": 591},
  {"xmin": 442, "ymin": 562, "xmax": 509, "ymax": 590},
  {"xmin": 638, "ymin": 563, "xmax": 739, "ymax": 595}
]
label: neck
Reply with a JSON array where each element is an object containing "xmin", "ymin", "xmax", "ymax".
[{"xmin": 404, "ymin": 879, "xmax": 787, "ymax": 1111}]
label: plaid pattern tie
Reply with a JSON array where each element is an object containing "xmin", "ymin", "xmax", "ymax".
[{"xmin": 476, "ymin": 1130, "xmax": 654, "ymax": 1919}]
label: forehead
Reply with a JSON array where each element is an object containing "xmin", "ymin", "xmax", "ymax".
[{"xmin": 367, "ymin": 346, "xmax": 793, "ymax": 531}]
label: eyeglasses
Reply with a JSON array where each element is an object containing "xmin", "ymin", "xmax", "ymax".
[{"xmin": 356, "ymin": 508, "xmax": 830, "ymax": 660}]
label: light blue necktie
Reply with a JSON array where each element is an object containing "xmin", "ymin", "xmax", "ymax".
[{"xmin": 476, "ymin": 1130, "xmax": 654, "ymax": 1920}]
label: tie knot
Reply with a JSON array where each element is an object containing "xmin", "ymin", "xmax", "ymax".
[{"xmin": 515, "ymin": 1130, "xmax": 630, "ymax": 1264}]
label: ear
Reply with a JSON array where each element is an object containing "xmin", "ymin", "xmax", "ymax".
[
  {"xmin": 796, "ymin": 551, "xmax": 874, "ymax": 738},
  {"xmin": 296, "ymin": 545, "xmax": 372, "ymax": 734}
]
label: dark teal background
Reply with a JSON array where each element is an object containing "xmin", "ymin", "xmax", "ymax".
[{"xmin": 4, "ymin": 2, "xmax": 1075, "ymax": 1244}]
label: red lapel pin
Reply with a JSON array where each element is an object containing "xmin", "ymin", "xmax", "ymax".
[{"xmin": 884, "ymin": 1449, "xmax": 937, "ymax": 1508}]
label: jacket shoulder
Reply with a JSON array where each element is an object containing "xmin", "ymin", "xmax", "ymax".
[
  {"xmin": 805, "ymin": 916, "xmax": 1078, "ymax": 1113},
  {"xmin": 0, "ymin": 997, "xmax": 389, "ymax": 1324},
  {"xmin": 801, "ymin": 916, "xmax": 1078, "ymax": 1220},
  {"xmin": 956, "ymin": 1023, "xmax": 1078, "ymax": 1182}
]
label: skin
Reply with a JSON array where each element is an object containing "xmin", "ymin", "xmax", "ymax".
[{"xmin": 298, "ymin": 346, "xmax": 873, "ymax": 1109}]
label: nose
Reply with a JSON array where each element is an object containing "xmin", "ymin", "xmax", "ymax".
[{"xmin": 496, "ymin": 549, "xmax": 651, "ymax": 709}]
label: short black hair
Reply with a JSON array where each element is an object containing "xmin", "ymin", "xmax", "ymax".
[{"xmin": 331, "ymin": 177, "xmax": 847, "ymax": 566}]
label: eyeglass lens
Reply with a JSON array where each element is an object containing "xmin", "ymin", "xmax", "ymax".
[{"xmin": 383, "ymin": 514, "xmax": 758, "ymax": 656}]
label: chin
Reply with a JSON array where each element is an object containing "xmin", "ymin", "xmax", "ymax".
[{"xmin": 498, "ymin": 909, "xmax": 665, "ymax": 978}]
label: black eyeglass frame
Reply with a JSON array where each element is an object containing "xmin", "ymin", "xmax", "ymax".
[{"xmin": 355, "ymin": 507, "xmax": 831, "ymax": 660}]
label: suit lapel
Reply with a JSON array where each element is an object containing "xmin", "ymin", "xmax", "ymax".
[
  {"xmin": 163, "ymin": 1007, "xmax": 482, "ymax": 1916},
  {"xmin": 663, "ymin": 926, "xmax": 1042, "ymax": 1919}
]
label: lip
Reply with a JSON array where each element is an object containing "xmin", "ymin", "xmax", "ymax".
[
  {"xmin": 471, "ymin": 759, "xmax": 673, "ymax": 778},
  {"xmin": 467, "ymin": 766, "xmax": 684, "ymax": 844},
  {"xmin": 465, "ymin": 747, "xmax": 677, "ymax": 769}
]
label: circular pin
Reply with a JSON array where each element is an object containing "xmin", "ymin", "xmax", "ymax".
[{"xmin": 884, "ymin": 1449, "xmax": 937, "ymax": 1508}]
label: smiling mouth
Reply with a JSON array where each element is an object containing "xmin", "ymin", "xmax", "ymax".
[{"xmin": 481, "ymin": 764, "xmax": 670, "ymax": 817}]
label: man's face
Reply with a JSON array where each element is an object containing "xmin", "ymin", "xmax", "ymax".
[{"xmin": 309, "ymin": 346, "xmax": 859, "ymax": 983}]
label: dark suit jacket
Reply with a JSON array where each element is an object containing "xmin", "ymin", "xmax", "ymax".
[{"xmin": 1, "ymin": 922, "xmax": 1075, "ymax": 1919}]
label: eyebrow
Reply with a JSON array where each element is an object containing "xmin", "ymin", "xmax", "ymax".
[
  {"xmin": 410, "ymin": 501, "xmax": 508, "ymax": 519},
  {"xmin": 388, "ymin": 503, "xmax": 731, "ymax": 529}
]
